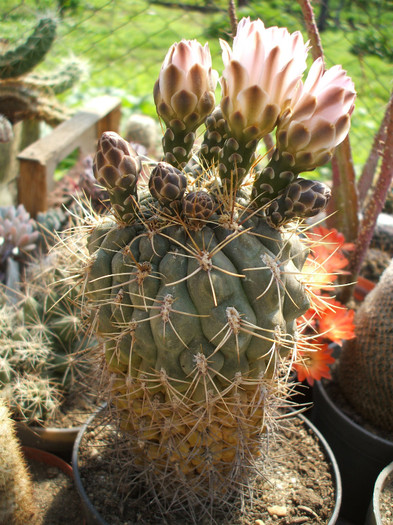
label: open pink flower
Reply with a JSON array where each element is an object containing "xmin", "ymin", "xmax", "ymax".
[
  {"xmin": 220, "ymin": 17, "xmax": 308, "ymax": 141},
  {"xmin": 276, "ymin": 57, "xmax": 356, "ymax": 172},
  {"xmin": 154, "ymin": 40, "xmax": 218, "ymax": 128}
]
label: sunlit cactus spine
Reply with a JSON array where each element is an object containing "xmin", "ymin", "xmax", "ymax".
[
  {"xmin": 81, "ymin": 16, "xmax": 355, "ymax": 522},
  {"xmin": 0, "ymin": 398, "xmax": 39, "ymax": 524}
]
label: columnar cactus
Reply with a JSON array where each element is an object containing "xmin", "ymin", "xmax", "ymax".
[
  {"xmin": 82, "ymin": 17, "xmax": 355, "ymax": 521},
  {"xmin": 0, "ymin": 399, "xmax": 38, "ymax": 524},
  {"xmin": 0, "ymin": 17, "xmax": 85, "ymax": 126}
]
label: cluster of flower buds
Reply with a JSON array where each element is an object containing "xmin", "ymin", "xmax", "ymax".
[{"xmin": 153, "ymin": 16, "xmax": 356, "ymax": 223}]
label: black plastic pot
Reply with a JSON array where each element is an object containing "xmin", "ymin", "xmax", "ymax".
[
  {"xmin": 312, "ymin": 380, "xmax": 393, "ymax": 524},
  {"xmin": 365, "ymin": 461, "xmax": 393, "ymax": 525},
  {"xmin": 72, "ymin": 405, "xmax": 342, "ymax": 525}
]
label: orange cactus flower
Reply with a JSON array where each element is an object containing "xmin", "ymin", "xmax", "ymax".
[
  {"xmin": 318, "ymin": 297, "xmax": 355, "ymax": 342},
  {"xmin": 307, "ymin": 226, "xmax": 353, "ymax": 273},
  {"xmin": 294, "ymin": 341, "xmax": 335, "ymax": 386}
]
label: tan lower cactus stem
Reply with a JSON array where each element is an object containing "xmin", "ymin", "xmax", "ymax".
[
  {"xmin": 338, "ymin": 260, "xmax": 393, "ymax": 432},
  {"xmin": 0, "ymin": 399, "xmax": 39, "ymax": 524}
]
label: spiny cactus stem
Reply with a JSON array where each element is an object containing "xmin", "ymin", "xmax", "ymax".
[
  {"xmin": 162, "ymin": 122, "xmax": 196, "ymax": 170},
  {"xmin": 198, "ymin": 107, "xmax": 228, "ymax": 170},
  {"xmin": 252, "ymin": 150, "xmax": 298, "ymax": 209},
  {"xmin": 0, "ymin": 18, "xmax": 57, "ymax": 80},
  {"xmin": 218, "ymin": 136, "xmax": 259, "ymax": 189}
]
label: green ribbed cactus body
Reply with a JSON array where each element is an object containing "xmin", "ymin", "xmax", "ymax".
[{"xmin": 86, "ymin": 203, "xmax": 309, "ymax": 495}]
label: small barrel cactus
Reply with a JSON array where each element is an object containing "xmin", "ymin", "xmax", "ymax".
[
  {"xmin": 338, "ymin": 259, "xmax": 393, "ymax": 432},
  {"xmin": 81, "ymin": 17, "xmax": 355, "ymax": 521},
  {"xmin": 0, "ymin": 230, "xmax": 94, "ymax": 424}
]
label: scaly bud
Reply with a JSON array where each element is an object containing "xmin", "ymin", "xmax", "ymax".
[
  {"xmin": 93, "ymin": 132, "xmax": 141, "ymax": 224},
  {"xmin": 149, "ymin": 162, "xmax": 187, "ymax": 214},
  {"xmin": 154, "ymin": 39, "xmax": 218, "ymax": 168},
  {"xmin": 182, "ymin": 190, "xmax": 216, "ymax": 222},
  {"xmin": 265, "ymin": 178, "xmax": 331, "ymax": 227}
]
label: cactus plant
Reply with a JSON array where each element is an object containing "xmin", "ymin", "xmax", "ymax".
[
  {"xmin": 79, "ymin": 17, "xmax": 355, "ymax": 521},
  {"xmin": 0, "ymin": 17, "xmax": 86, "ymax": 126},
  {"xmin": 0, "ymin": 229, "xmax": 94, "ymax": 425},
  {"xmin": 338, "ymin": 259, "xmax": 393, "ymax": 433},
  {"xmin": 0, "ymin": 18, "xmax": 56, "ymax": 80},
  {"xmin": 0, "ymin": 204, "xmax": 39, "ymax": 297},
  {"xmin": 0, "ymin": 398, "xmax": 39, "ymax": 524}
]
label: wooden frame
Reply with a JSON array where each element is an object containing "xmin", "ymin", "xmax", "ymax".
[{"xmin": 17, "ymin": 95, "xmax": 121, "ymax": 217}]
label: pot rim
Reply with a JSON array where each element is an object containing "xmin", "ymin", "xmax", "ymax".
[
  {"xmin": 22, "ymin": 445, "xmax": 74, "ymax": 477},
  {"xmin": 372, "ymin": 461, "xmax": 393, "ymax": 524},
  {"xmin": 315, "ymin": 379, "xmax": 393, "ymax": 448},
  {"xmin": 17, "ymin": 422, "xmax": 83, "ymax": 434},
  {"xmin": 72, "ymin": 403, "xmax": 342, "ymax": 525}
]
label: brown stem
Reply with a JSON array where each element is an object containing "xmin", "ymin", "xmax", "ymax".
[
  {"xmin": 228, "ymin": 0, "xmax": 238, "ymax": 37},
  {"xmin": 325, "ymin": 139, "xmax": 359, "ymax": 243},
  {"xmin": 297, "ymin": 0, "xmax": 359, "ymax": 248},
  {"xmin": 348, "ymin": 93, "xmax": 393, "ymax": 284},
  {"xmin": 296, "ymin": 0, "xmax": 325, "ymax": 63},
  {"xmin": 357, "ymin": 92, "xmax": 392, "ymax": 206}
]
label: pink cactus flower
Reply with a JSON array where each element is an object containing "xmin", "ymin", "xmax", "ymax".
[
  {"xmin": 154, "ymin": 39, "xmax": 218, "ymax": 129},
  {"xmin": 220, "ymin": 17, "xmax": 309, "ymax": 141},
  {"xmin": 276, "ymin": 57, "xmax": 356, "ymax": 172}
]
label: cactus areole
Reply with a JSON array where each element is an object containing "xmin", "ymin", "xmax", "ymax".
[{"xmin": 84, "ymin": 17, "xmax": 355, "ymax": 518}]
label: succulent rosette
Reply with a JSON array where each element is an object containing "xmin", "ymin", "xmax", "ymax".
[
  {"xmin": 220, "ymin": 17, "xmax": 309, "ymax": 142},
  {"xmin": 276, "ymin": 57, "xmax": 356, "ymax": 172}
]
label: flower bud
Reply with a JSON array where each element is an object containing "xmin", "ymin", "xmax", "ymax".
[
  {"xmin": 149, "ymin": 162, "xmax": 187, "ymax": 206},
  {"xmin": 93, "ymin": 132, "xmax": 141, "ymax": 223},
  {"xmin": 182, "ymin": 190, "xmax": 216, "ymax": 221},
  {"xmin": 276, "ymin": 58, "xmax": 356, "ymax": 172},
  {"xmin": 154, "ymin": 40, "xmax": 218, "ymax": 130}
]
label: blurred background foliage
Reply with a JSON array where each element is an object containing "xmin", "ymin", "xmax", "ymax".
[{"xmin": 1, "ymin": 0, "xmax": 392, "ymax": 177}]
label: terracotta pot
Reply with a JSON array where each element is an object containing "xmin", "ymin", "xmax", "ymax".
[
  {"xmin": 353, "ymin": 275, "xmax": 376, "ymax": 302},
  {"xmin": 17, "ymin": 422, "xmax": 81, "ymax": 462},
  {"xmin": 22, "ymin": 445, "xmax": 74, "ymax": 477},
  {"xmin": 23, "ymin": 445, "xmax": 86, "ymax": 525},
  {"xmin": 72, "ymin": 405, "xmax": 342, "ymax": 525},
  {"xmin": 312, "ymin": 380, "xmax": 393, "ymax": 524},
  {"xmin": 365, "ymin": 461, "xmax": 393, "ymax": 525}
]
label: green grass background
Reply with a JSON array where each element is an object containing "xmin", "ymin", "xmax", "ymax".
[{"xmin": 1, "ymin": 0, "xmax": 392, "ymax": 177}]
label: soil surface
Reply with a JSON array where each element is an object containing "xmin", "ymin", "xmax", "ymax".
[
  {"xmin": 76, "ymin": 410, "xmax": 337, "ymax": 525},
  {"xmin": 45, "ymin": 388, "xmax": 99, "ymax": 428},
  {"xmin": 27, "ymin": 454, "xmax": 84, "ymax": 524}
]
